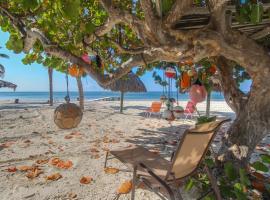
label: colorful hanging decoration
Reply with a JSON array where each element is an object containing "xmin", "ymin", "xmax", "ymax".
[
  {"xmin": 189, "ymin": 84, "xmax": 207, "ymax": 104},
  {"xmin": 208, "ymin": 65, "xmax": 217, "ymax": 75},
  {"xmin": 165, "ymin": 67, "xmax": 176, "ymax": 78},
  {"xmin": 180, "ymin": 72, "xmax": 191, "ymax": 90},
  {"xmin": 173, "ymin": 105, "xmax": 184, "ymax": 118},
  {"xmin": 81, "ymin": 53, "xmax": 91, "ymax": 64},
  {"xmin": 68, "ymin": 64, "xmax": 83, "ymax": 77}
]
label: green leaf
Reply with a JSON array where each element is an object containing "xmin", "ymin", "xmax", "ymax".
[
  {"xmin": 224, "ymin": 162, "xmax": 238, "ymax": 181},
  {"xmin": 233, "ymin": 183, "xmax": 247, "ymax": 200},
  {"xmin": 85, "ymin": 21, "xmax": 95, "ymax": 34},
  {"xmin": 251, "ymin": 161, "xmax": 269, "ymax": 172},
  {"xmin": 260, "ymin": 154, "xmax": 270, "ymax": 164},
  {"xmin": 60, "ymin": 0, "xmax": 81, "ymax": 21},
  {"xmin": 204, "ymin": 158, "xmax": 215, "ymax": 168},
  {"xmin": 22, "ymin": 0, "xmax": 40, "ymax": 11},
  {"xmin": 239, "ymin": 168, "xmax": 250, "ymax": 186},
  {"xmin": 185, "ymin": 178, "xmax": 194, "ymax": 191}
]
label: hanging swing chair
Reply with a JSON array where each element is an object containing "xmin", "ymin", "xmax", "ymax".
[{"xmin": 54, "ymin": 70, "xmax": 83, "ymax": 129}]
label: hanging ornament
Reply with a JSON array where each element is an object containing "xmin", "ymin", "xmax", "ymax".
[
  {"xmin": 165, "ymin": 67, "xmax": 176, "ymax": 78},
  {"xmin": 189, "ymin": 84, "xmax": 207, "ymax": 104},
  {"xmin": 173, "ymin": 105, "xmax": 184, "ymax": 118},
  {"xmin": 81, "ymin": 53, "xmax": 91, "ymax": 64},
  {"xmin": 54, "ymin": 72, "xmax": 83, "ymax": 129},
  {"xmin": 180, "ymin": 72, "xmax": 191, "ymax": 90},
  {"xmin": 68, "ymin": 64, "xmax": 83, "ymax": 77},
  {"xmin": 208, "ymin": 65, "xmax": 217, "ymax": 75}
]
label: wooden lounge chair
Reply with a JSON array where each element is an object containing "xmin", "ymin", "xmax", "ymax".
[
  {"xmin": 145, "ymin": 102, "xmax": 162, "ymax": 118},
  {"xmin": 104, "ymin": 119, "xmax": 230, "ymax": 200}
]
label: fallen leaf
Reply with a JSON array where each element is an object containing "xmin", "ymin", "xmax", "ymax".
[
  {"xmin": 104, "ymin": 167, "xmax": 119, "ymax": 174},
  {"xmin": 26, "ymin": 168, "xmax": 43, "ymax": 179},
  {"xmin": 24, "ymin": 140, "xmax": 31, "ymax": 143},
  {"xmin": 64, "ymin": 135, "xmax": 73, "ymax": 139},
  {"xmin": 91, "ymin": 154, "xmax": 100, "ymax": 159},
  {"xmin": 46, "ymin": 173, "xmax": 62, "ymax": 181},
  {"xmin": 51, "ymin": 158, "xmax": 60, "ymax": 165},
  {"xmin": 7, "ymin": 166, "xmax": 17, "ymax": 172},
  {"xmin": 70, "ymin": 132, "xmax": 81, "ymax": 136},
  {"xmin": 0, "ymin": 141, "xmax": 15, "ymax": 148},
  {"xmin": 80, "ymin": 176, "xmax": 93, "ymax": 184},
  {"xmin": 117, "ymin": 180, "xmax": 133, "ymax": 194},
  {"xmin": 90, "ymin": 148, "xmax": 99, "ymax": 153},
  {"xmin": 48, "ymin": 140, "xmax": 54, "ymax": 144},
  {"xmin": 36, "ymin": 159, "xmax": 49, "ymax": 165},
  {"xmin": 56, "ymin": 160, "xmax": 73, "ymax": 169},
  {"xmin": 102, "ymin": 147, "xmax": 110, "ymax": 152},
  {"xmin": 68, "ymin": 192, "xmax": 77, "ymax": 198},
  {"xmin": 17, "ymin": 165, "xmax": 33, "ymax": 171}
]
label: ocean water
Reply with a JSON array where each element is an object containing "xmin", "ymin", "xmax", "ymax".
[{"xmin": 0, "ymin": 91, "xmax": 225, "ymax": 101}]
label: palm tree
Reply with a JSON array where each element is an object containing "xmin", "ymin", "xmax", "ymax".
[
  {"xmin": 76, "ymin": 76, "xmax": 84, "ymax": 110},
  {"xmin": 0, "ymin": 47, "xmax": 9, "ymax": 78},
  {"xmin": 48, "ymin": 67, "xmax": 53, "ymax": 106}
]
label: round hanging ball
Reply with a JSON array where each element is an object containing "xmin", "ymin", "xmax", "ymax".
[{"xmin": 54, "ymin": 103, "xmax": 83, "ymax": 129}]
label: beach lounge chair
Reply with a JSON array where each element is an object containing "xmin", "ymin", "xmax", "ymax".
[
  {"xmin": 184, "ymin": 101, "xmax": 199, "ymax": 120},
  {"xmin": 145, "ymin": 102, "xmax": 162, "ymax": 118},
  {"xmin": 104, "ymin": 119, "xmax": 230, "ymax": 200}
]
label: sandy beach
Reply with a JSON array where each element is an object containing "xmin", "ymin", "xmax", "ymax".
[{"xmin": 0, "ymin": 98, "xmax": 267, "ymax": 200}]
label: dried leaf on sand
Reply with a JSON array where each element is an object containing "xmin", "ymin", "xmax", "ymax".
[
  {"xmin": 7, "ymin": 166, "xmax": 17, "ymax": 172},
  {"xmin": 117, "ymin": 180, "xmax": 133, "ymax": 194},
  {"xmin": 36, "ymin": 159, "xmax": 49, "ymax": 165},
  {"xmin": 80, "ymin": 176, "xmax": 93, "ymax": 184},
  {"xmin": 26, "ymin": 168, "xmax": 43, "ymax": 179},
  {"xmin": 46, "ymin": 173, "xmax": 62, "ymax": 181},
  {"xmin": 17, "ymin": 165, "xmax": 33, "ymax": 171},
  {"xmin": 104, "ymin": 167, "xmax": 119, "ymax": 174}
]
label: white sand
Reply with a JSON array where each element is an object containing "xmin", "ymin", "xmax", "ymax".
[{"xmin": 0, "ymin": 100, "xmax": 235, "ymax": 200}]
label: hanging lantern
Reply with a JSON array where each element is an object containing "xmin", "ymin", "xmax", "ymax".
[
  {"xmin": 189, "ymin": 84, "xmax": 207, "ymax": 104},
  {"xmin": 165, "ymin": 67, "xmax": 176, "ymax": 78},
  {"xmin": 208, "ymin": 65, "xmax": 217, "ymax": 75},
  {"xmin": 54, "ymin": 103, "xmax": 83, "ymax": 129},
  {"xmin": 160, "ymin": 95, "xmax": 167, "ymax": 103},
  {"xmin": 81, "ymin": 53, "xmax": 91, "ymax": 64},
  {"xmin": 180, "ymin": 72, "xmax": 191, "ymax": 90},
  {"xmin": 173, "ymin": 106, "xmax": 184, "ymax": 118},
  {"xmin": 68, "ymin": 64, "xmax": 83, "ymax": 77}
]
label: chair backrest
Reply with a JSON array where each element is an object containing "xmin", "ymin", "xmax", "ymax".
[
  {"xmin": 166, "ymin": 119, "xmax": 230, "ymax": 180},
  {"xmin": 184, "ymin": 101, "xmax": 196, "ymax": 114},
  {"xmin": 151, "ymin": 102, "xmax": 162, "ymax": 112}
]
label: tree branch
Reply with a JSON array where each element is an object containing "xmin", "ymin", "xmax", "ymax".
[
  {"xmin": 164, "ymin": 0, "xmax": 193, "ymax": 27},
  {"xmin": 250, "ymin": 26, "xmax": 270, "ymax": 40},
  {"xmin": 216, "ymin": 56, "xmax": 247, "ymax": 114}
]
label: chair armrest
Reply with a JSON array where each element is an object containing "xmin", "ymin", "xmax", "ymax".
[{"xmin": 139, "ymin": 163, "xmax": 175, "ymax": 200}]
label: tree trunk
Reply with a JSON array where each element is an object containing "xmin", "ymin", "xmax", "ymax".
[
  {"xmin": 206, "ymin": 91, "xmax": 211, "ymax": 117},
  {"xmin": 217, "ymin": 57, "xmax": 270, "ymax": 166},
  {"xmin": 48, "ymin": 67, "xmax": 53, "ymax": 106},
  {"xmin": 120, "ymin": 91, "xmax": 124, "ymax": 113},
  {"xmin": 76, "ymin": 77, "xmax": 84, "ymax": 110}
]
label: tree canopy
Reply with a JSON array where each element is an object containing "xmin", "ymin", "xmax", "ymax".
[{"xmin": 0, "ymin": 0, "xmax": 268, "ymax": 88}]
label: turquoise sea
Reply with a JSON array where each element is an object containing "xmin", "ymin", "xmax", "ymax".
[{"xmin": 0, "ymin": 91, "xmax": 225, "ymax": 101}]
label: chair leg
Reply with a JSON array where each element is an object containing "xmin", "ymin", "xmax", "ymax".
[
  {"xmin": 131, "ymin": 165, "xmax": 137, "ymax": 200},
  {"xmin": 205, "ymin": 166, "xmax": 222, "ymax": 200}
]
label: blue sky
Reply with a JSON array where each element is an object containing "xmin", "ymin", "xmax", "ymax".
[{"xmin": 0, "ymin": 30, "xmax": 251, "ymax": 92}]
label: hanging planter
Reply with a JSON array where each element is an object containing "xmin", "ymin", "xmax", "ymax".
[
  {"xmin": 208, "ymin": 65, "xmax": 217, "ymax": 75},
  {"xmin": 189, "ymin": 84, "xmax": 207, "ymax": 104},
  {"xmin": 81, "ymin": 53, "xmax": 91, "ymax": 64},
  {"xmin": 173, "ymin": 106, "xmax": 184, "ymax": 118},
  {"xmin": 180, "ymin": 72, "xmax": 191, "ymax": 90},
  {"xmin": 68, "ymin": 64, "xmax": 83, "ymax": 77},
  {"xmin": 165, "ymin": 67, "xmax": 176, "ymax": 78}
]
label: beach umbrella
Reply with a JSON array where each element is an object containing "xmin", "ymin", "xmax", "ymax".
[
  {"xmin": 0, "ymin": 80, "xmax": 17, "ymax": 91},
  {"xmin": 105, "ymin": 72, "xmax": 147, "ymax": 113}
]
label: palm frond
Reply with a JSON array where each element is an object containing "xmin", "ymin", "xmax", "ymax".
[{"xmin": 0, "ymin": 64, "xmax": 5, "ymax": 78}]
